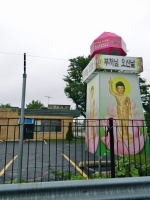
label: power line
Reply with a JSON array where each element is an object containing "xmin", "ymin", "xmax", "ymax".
[
  {"xmin": 144, "ymin": 64, "xmax": 150, "ymax": 68},
  {"xmin": 0, "ymin": 51, "xmax": 150, "ymax": 69},
  {"xmin": 144, "ymin": 60, "xmax": 150, "ymax": 65},
  {"xmin": 0, "ymin": 52, "xmax": 69, "ymax": 61},
  {"xmin": 27, "ymin": 54, "xmax": 68, "ymax": 61},
  {"xmin": 0, "ymin": 52, "xmax": 22, "ymax": 56}
]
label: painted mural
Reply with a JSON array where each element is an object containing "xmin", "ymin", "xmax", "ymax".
[
  {"xmin": 85, "ymin": 73, "xmax": 99, "ymax": 154},
  {"xmin": 85, "ymin": 72, "xmax": 149, "ymax": 156}
]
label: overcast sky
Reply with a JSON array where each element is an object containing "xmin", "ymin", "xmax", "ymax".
[{"xmin": 0, "ymin": 0, "xmax": 150, "ymax": 109}]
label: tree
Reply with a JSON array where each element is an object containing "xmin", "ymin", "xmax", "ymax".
[
  {"xmin": 63, "ymin": 56, "xmax": 91, "ymax": 117},
  {"xmin": 144, "ymin": 100, "xmax": 150, "ymax": 132},
  {"xmin": 26, "ymin": 100, "xmax": 44, "ymax": 109},
  {"xmin": 64, "ymin": 56, "xmax": 150, "ymax": 118},
  {"xmin": 138, "ymin": 76, "xmax": 150, "ymax": 132},
  {"xmin": 0, "ymin": 103, "xmax": 11, "ymax": 108},
  {"xmin": 138, "ymin": 76, "xmax": 150, "ymax": 112}
]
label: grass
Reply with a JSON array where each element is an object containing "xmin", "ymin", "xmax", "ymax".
[{"xmin": 46, "ymin": 137, "xmax": 85, "ymax": 143}]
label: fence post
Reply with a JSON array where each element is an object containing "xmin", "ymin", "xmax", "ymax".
[{"xmin": 109, "ymin": 118, "xmax": 115, "ymax": 178}]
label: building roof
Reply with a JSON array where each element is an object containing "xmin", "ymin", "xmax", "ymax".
[{"xmin": 18, "ymin": 108, "xmax": 81, "ymax": 118}]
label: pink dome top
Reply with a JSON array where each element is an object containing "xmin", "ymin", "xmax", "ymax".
[
  {"xmin": 90, "ymin": 31, "xmax": 127, "ymax": 57},
  {"xmin": 94, "ymin": 32, "xmax": 121, "ymax": 41}
]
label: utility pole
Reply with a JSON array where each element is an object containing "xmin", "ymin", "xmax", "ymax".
[{"xmin": 17, "ymin": 53, "xmax": 27, "ymax": 183}]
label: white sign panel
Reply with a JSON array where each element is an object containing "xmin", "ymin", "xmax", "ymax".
[
  {"xmin": 98, "ymin": 55, "xmax": 143, "ymax": 72},
  {"xmin": 82, "ymin": 57, "xmax": 96, "ymax": 82},
  {"xmin": 82, "ymin": 54, "xmax": 143, "ymax": 83}
]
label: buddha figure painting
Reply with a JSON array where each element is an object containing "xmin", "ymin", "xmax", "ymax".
[{"xmin": 100, "ymin": 75, "xmax": 147, "ymax": 155}]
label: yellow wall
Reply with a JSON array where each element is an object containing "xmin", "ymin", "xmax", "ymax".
[
  {"xmin": 0, "ymin": 108, "xmax": 73, "ymax": 141},
  {"xmin": 28, "ymin": 115, "xmax": 73, "ymax": 140},
  {"xmin": 0, "ymin": 108, "xmax": 19, "ymax": 140}
]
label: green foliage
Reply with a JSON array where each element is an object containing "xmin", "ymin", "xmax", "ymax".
[
  {"xmin": 138, "ymin": 76, "xmax": 150, "ymax": 112},
  {"xmin": 130, "ymin": 154, "xmax": 150, "ymax": 165},
  {"xmin": 89, "ymin": 173, "xmax": 111, "ymax": 179},
  {"xmin": 26, "ymin": 100, "xmax": 44, "ymax": 109},
  {"xmin": 46, "ymin": 137, "xmax": 84, "ymax": 143},
  {"xmin": 144, "ymin": 100, "xmax": 150, "ymax": 132},
  {"xmin": 116, "ymin": 155, "xmax": 150, "ymax": 177},
  {"xmin": 12, "ymin": 178, "xmax": 27, "ymax": 184},
  {"xmin": 66, "ymin": 123, "xmax": 74, "ymax": 141},
  {"xmin": 138, "ymin": 76, "xmax": 150, "ymax": 131},
  {"xmin": 69, "ymin": 173, "xmax": 86, "ymax": 180},
  {"xmin": 140, "ymin": 160, "xmax": 150, "ymax": 176},
  {"xmin": 50, "ymin": 168, "xmax": 73, "ymax": 181},
  {"xmin": 63, "ymin": 56, "xmax": 91, "ymax": 117},
  {"xmin": 131, "ymin": 155, "xmax": 150, "ymax": 176},
  {"xmin": 0, "ymin": 103, "xmax": 11, "ymax": 108},
  {"xmin": 50, "ymin": 168, "xmax": 109, "ymax": 181},
  {"xmin": 50, "ymin": 168, "xmax": 86, "ymax": 181},
  {"xmin": 115, "ymin": 156, "xmax": 139, "ymax": 177},
  {"xmin": 50, "ymin": 167, "xmax": 111, "ymax": 181}
]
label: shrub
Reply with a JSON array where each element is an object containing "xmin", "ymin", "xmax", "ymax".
[
  {"xmin": 66, "ymin": 123, "xmax": 74, "ymax": 141},
  {"xmin": 115, "ymin": 156, "xmax": 139, "ymax": 177},
  {"xmin": 12, "ymin": 178, "xmax": 27, "ymax": 184}
]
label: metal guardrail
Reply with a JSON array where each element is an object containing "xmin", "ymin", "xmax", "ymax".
[{"xmin": 0, "ymin": 177, "xmax": 150, "ymax": 199}]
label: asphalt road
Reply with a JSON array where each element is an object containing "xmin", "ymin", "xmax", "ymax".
[{"xmin": 0, "ymin": 140, "xmax": 100, "ymax": 184}]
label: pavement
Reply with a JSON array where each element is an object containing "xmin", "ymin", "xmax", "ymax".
[{"xmin": 0, "ymin": 140, "xmax": 102, "ymax": 184}]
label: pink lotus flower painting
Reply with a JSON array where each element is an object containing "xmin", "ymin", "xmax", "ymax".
[
  {"xmin": 101, "ymin": 101, "xmax": 147, "ymax": 155},
  {"xmin": 101, "ymin": 130, "xmax": 146, "ymax": 155},
  {"xmin": 85, "ymin": 119, "xmax": 99, "ymax": 154}
]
